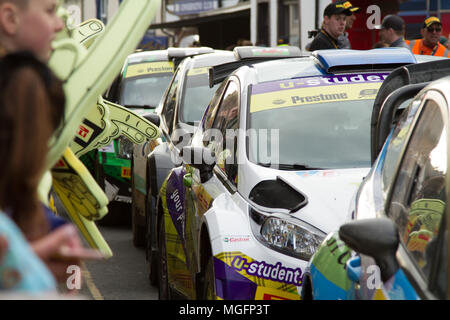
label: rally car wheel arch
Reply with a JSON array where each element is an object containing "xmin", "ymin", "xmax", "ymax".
[{"xmin": 197, "ymin": 225, "xmax": 215, "ymax": 300}]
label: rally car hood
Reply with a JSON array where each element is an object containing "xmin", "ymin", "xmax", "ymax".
[{"xmin": 244, "ymin": 166, "xmax": 370, "ymax": 234}]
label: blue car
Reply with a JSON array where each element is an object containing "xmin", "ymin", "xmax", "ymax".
[{"xmin": 302, "ymin": 57, "xmax": 450, "ymax": 300}]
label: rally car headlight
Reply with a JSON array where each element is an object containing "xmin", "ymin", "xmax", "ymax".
[
  {"xmin": 260, "ymin": 217, "xmax": 325, "ymax": 261},
  {"xmin": 117, "ymin": 136, "xmax": 133, "ymax": 159}
]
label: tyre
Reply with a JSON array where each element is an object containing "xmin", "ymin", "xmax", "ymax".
[
  {"xmin": 201, "ymin": 255, "xmax": 216, "ymax": 300},
  {"xmin": 158, "ymin": 214, "xmax": 170, "ymax": 299},
  {"xmin": 97, "ymin": 201, "xmax": 131, "ymax": 226}
]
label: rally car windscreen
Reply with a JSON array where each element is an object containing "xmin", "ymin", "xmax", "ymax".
[
  {"xmin": 180, "ymin": 67, "xmax": 221, "ymax": 125},
  {"xmin": 248, "ymin": 73, "xmax": 387, "ymax": 170},
  {"xmin": 119, "ymin": 73, "xmax": 173, "ymax": 108}
]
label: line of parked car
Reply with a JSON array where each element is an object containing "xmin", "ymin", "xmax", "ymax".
[{"xmin": 91, "ymin": 45, "xmax": 450, "ymax": 300}]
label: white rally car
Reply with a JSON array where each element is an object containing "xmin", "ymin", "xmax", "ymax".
[{"xmin": 156, "ymin": 47, "xmax": 419, "ymax": 300}]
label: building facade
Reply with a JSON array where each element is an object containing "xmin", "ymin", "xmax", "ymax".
[{"xmin": 61, "ymin": 0, "xmax": 450, "ymax": 50}]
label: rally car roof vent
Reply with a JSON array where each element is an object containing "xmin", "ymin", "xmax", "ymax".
[
  {"xmin": 313, "ymin": 48, "xmax": 417, "ymax": 74},
  {"xmin": 248, "ymin": 177, "xmax": 307, "ymax": 213},
  {"xmin": 209, "ymin": 46, "xmax": 308, "ymax": 88},
  {"xmin": 167, "ymin": 47, "xmax": 214, "ymax": 58},
  {"xmin": 168, "ymin": 47, "xmax": 214, "ymax": 68},
  {"xmin": 233, "ymin": 46, "xmax": 302, "ymax": 60}
]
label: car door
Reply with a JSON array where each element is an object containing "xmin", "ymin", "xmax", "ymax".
[
  {"xmin": 183, "ymin": 79, "xmax": 241, "ymax": 276},
  {"xmin": 362, "ymin": 92, "xmax": 448, "ymax": 299}
]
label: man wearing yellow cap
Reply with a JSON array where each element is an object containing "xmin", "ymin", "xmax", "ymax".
[
  {"xmin": 337, "ymin": 1, "xmax": 361, "ymax": 49},
  {"xmin": 406, "ymin": 17, "xmax": 450, "ymax": 57}
]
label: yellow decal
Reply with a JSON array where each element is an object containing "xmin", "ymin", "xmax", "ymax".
[
  {"xmin": 373, "ymin": 288, "xmax": 388, "ymax": 300},
  {"xmin": 250, "ymin": 83, "xmax": 381, "ymax": 113},
  {"xmin": 254, "ymin": 286, "xmax": 301, "ymax": 300},
  {"xmin": 187, "ymin": 67, "xmax": 209, "ymax": 76},
  {"xmin": 192, "ymin": 184, "xmax": 213, "ymax": 215},
  {"xmin": 121, "ymin": 167, "xmax": 131, "ymax": 178},
  {"xmin": 125, "ymin": 61, "xmax": 173, "ymax": 78},
  {"xmin": 215, "ymin": 251, "xmax": 301, "ymax": 299}
]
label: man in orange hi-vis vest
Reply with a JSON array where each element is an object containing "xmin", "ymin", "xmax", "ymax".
[{"xmin": 405, "ymin": 17, "xmax": 450, "ymax": 57}]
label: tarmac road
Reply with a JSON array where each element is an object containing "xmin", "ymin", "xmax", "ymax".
[
  {"xmin": 55, "ymin": 196, "xmax": 158, "ymax": 300},
  {"xmin": 77, "ymin": 223, "xmax": 158, "ymax": 300}
]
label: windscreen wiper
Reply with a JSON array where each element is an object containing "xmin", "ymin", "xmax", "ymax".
[
  {"xmin": 257, "ymin": 162, "xmax": 324, "ymax": 170},
  {"xmin": 277, "ymin": 163, "xmax": 324, "ymax": 171},
  {"xmin": 123, "ymin": 105, "xmax": 156, "ymax": 109}
]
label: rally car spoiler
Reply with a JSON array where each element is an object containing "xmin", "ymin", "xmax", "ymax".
[
  {"xmin": 370, "ymin": 58, "xmax": 450, "ymax": 163},
  {"xmin": 209, "ymin": 46, "xmax": 306, "ymax": 88}
]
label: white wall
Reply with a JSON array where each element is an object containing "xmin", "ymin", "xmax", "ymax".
[
  {"xmin": 82, "ymin": 0, "xmax": 96, "ymax": 20},
  {"xmin": 298, "ymin": 0, "xmax": 331, "ymax": 51}
]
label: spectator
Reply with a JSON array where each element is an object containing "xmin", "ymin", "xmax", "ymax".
[
  {"xmin": 0, "ymin": 0, "xmax": 103, "ymax": 294},
  {"xmin": 0, "ymin": 52, "xmax": 103, "ymax": 294},
  {"xmin": 236, "ymin": 39, "xmax": 253, "ymax": 46},
  {"xmin": 406, "ymin": 17, "xmax": 450, "ymax": 57},
  {"xmin": 439, "ymin": 36, "xmax": 448, "ymax": 47},
  {"xmin": 308, "ymin": 1, "xmax": 352, "ymax": 51},
  {"xmin": 0, "ymin": 0, "xmax": 64, "ymax": 62},
  {"xmin": 374, "ymin": 15, "xmax": 409, "ymax": 49},
  {"xmin": 338, "ymin": 1, "xmax": 361, "ymax": 49},
  {"xmin": 373, "ymin": 40, "xmax": 389, "ymax": 48},
  {"xmin": 277, "ymin": 36, "xmax": 289, "ymax": 47}
]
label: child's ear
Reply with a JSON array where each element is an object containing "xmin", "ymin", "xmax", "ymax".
[{"xmin": 0, "ymin": 3, "xmax": 21, "ymax": 35}]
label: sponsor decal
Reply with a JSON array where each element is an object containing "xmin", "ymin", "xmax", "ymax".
[
  {"xmin": 311, "ymin": 233, "xmax": 352, "ymax": 291},
  {"xmin": 252, "ymin": 73, "xmax": 389, "ymax": 94},
  {"xmin": 254, "ymin": 286, "xmax": 300, "ymax": 300},
  {"xmin": 187, "ymin": 67, "xmax": 209, "ymax": 76},
  {"xmin": 250, "ymin": 82, "xmax": 382, "ymax": 113},
  {"xmin": 98, "ymin": 142, "xmax": 115, "ymax": 153},
  {"xmin": 296, "ymin": 170, "xmax": 338, "ymax": 178},
  {"xmin": 165, "ymin": 169, "xmax": 186, "ymax": 239},
  {"xmin": 231, "ymin": 256, "xmax": 302, "ymax": 286},
  {"xmin": 223, "ymin": 235, "xmax": 251, "ymax": 243},
  {"xmin": 125, "ymin": 61, "xmax": 173, "ymax": 78},
  {"xmin": 114, "ymin": 195, "xmax": 132, "ymax": 203},
  {"xmin": 252, "ymin": 48, "xmax": 290, "ymax": 56},
  {"xmin": 121, "ymin": 167, "xmax": 131, "ymax": 178}
]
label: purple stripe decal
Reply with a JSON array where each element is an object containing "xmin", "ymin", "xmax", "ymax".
[
  {"xmin": 252, "ymin": 73, "xmax": 390, "ymax": 95},
  {"xmin": 214, "ymin": 257, "xmax": 257, "ymax": 300},
  {"xmin": 165, "ymin": 168, "xmax": 186, "ymax": 239}
]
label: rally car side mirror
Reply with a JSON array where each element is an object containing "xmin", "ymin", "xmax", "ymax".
[
  {"xmin": 181, "ymin": 146, "xmax": 216, "ymax": 183},
  {"xmin": 339, "ymin": 217, "xmax": 400, "ymax": 282},
  {"xmin": 144, "ymin": 113, "xmax": 160, "ymax": 127}
]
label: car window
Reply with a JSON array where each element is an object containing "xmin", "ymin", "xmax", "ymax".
[
  {"xmin": 180, "ymin": 67, "xmax": 222, "ymax": 125},
  {"xmin": 387, "ymin": 99, "xmax": 446, "ymax": 285},
  {"xmin": 119, "ymin": 74, "xmax": 173, "ymax": 108},
  {"xmin": 202, "ymin": 80, "xmax": 228, "ymax": 132},
  {"xmin": 162, "ymin": 70, "xmax": 180, "ymax": 135},
  {"xmin": 247, "ymin": 74, "xmax": 387, "ymax": 169},
  {"xmin": 206, "ymin": 80, "xmax": 240, "ymax": 184},
  {"xmin": 382, "ymin": 97, "xmax": 423, "ymax": 196}
]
